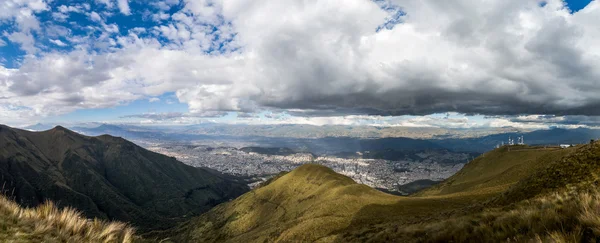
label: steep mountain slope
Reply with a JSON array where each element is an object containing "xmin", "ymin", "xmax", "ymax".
[
  {"xmin": 172, "ymin": 143, "xmax": 600, "ymax": 242},
  {"xmin": 0, "ymin": 194, "xmax": 135, "ymax": 242},
  {"xmin": 0, "ymin": 125, "xmax": 248, "ymax": 231}
]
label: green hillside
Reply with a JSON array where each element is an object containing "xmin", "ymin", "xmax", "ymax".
[
  {"xmin": 417, "ymin": 145, "xmax": 573, "ymax": 196},
  {"xmin": 171, "ymin": 143, "xmax": 600, "ymax": 242},
  {"xmin": 0, "ymin": 125, "xmax": 248, "ymax": 232},
  {"xmin": 168, "ymin": 164, "xmax": 399, "ymax": 242}
]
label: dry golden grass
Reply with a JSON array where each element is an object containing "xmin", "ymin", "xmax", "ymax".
[
  {"xmin": 367, "ymin": 187, "xmax": 600, "ymax": 243},
  {"xmin": 0, "ymin": 194, "xmax": 136, "ymax": 242},
  {"xmin": 417, "ymin": 145, "xmax": 572, "ymax": 197}
]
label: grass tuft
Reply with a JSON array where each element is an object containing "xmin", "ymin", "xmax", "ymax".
[{"xmin": 0, "ymin": 194, "xmax": 136, "ymax": 242}]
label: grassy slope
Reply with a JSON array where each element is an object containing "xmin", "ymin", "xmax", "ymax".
[
  {"xmin": 348, "ymin": 142, "xmax": 600, "ymax": 242},
  {"xmin": 172, "ymin": 143, "xmax": 600, "ymax": 242},
  {"xmin": 169, "ymin": 164, "xmax": 399, "ymax": 242},
  {"xmin": 0, "ymin": 194, "xmax": 136, "ymax": 243},
  {"xmin": 417, "ymin": 145, "xmax": 572, "ymax": 196}
]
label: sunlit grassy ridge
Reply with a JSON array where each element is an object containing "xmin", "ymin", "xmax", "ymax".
[
  {"xmin": 417, "ymin": 145, "xmax": 572, "ymax": 197},
  {"xmin": 358, "ymin": 187, "xmax": 600, "ymax": 242},
  {"xmin": 172, "ymin": 143, "xmax": 600, "ymax": 242},
  {"xmin": 0, "ymin": 194, "xmax": 136, "ymax": 242},
  {"xmin": 169, "ymin": 164, "xmax": 399, "ymax": 242},
  {"xmin": 497, "ymin": 143, "xmax": 600, "ymax": 204}
]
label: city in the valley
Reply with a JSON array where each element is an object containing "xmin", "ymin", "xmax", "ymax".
[{"xmin": 147, "ymin": 143, "xmax": 468, "ymax": 193}]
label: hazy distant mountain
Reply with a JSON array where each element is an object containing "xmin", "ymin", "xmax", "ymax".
[
  {"xmin": 64, "ymin": 123, "xmax": 600, "ymax": 154},
  {"xmin": 23, "ymin": 123, "xmax": 55, "ymax": 131},
  {"xmin": 71, "ymin": 124, "xmax": 148, "ymax": 139},
  {"xmin": 181, "ymin": 123, "xmax": 525, "ymax": 139},
  {"xmin": 436, "ymin": 128, "xmax": 600, "ymax": 152},
  {"xmin": 0, "ymin": 125, "xmax": 248, "ymax": 231}
]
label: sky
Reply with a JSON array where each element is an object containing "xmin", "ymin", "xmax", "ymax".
[{"xmin": 1, "ymin": 0, "xmax": 600, "ymax": 129}]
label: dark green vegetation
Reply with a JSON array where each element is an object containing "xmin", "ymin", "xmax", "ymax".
[
  {"xmin": 0, "ymin": 125, "xmax": 248, "ymax": 232},
  {"xmin": 171, "ymin": 142, "xmax": 600, "ymax": 242}
]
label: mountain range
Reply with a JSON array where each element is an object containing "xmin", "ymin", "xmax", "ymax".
[
  {"xmin": 31, "ymin": 123, "xmax": 600, "ymax": 154},
  {"xmin": 4, "ymin": 124, "xmax": 600, "ymax": 242},
  {"xmin": 0, "ymin": 125, "xmax": 248, "ymax": 231}
]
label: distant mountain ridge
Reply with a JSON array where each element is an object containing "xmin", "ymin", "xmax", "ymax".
[
  {"xmin": 58, "ymin": 123, "xmax": 600, "ymax": 153},
  {"xmin": 436, "ymin": 127, "xmax": 600, "ymax": 152},
  {"xmin": 0, "ymin": 125, "xmax": 249, "ymax": 231},
  {"xmin": 179, "ymin": 123, "xmax": 525, "ymax": 139}
]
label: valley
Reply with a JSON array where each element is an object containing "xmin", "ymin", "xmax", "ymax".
[{"xmin": 146, "ymin": 144, "xmax": 466, "ymax": 193}]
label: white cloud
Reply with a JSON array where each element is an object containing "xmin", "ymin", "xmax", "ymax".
[
  {"xmin": 117, "ymin": 0, "xmax": 131, "ymax": 15},
  {"xmin": 89, "ymin": 11, "xmax": 102, "ymax": 22},
  {"xmin": 95, "ymin": 0, "xmax": 113, "ymax": 8},
  {"xmin": 0, "ymin": 0, "xmax": 48, "ymax": 30},
  {"xmin": 51, "ymin": 12, "xmax": 68, "ymax": 21},
  {"xmin": 2, "ymin": 0, "xmax": 600, "ymax": 127},
  {"xmin": 149, "ymin": 97, "xmax": 160, "ymax": 102},
  {"xmin": 58, "ymin": 5, "xmax": 83, "ymax": 14},
  {"xmin": 0, "ymin": 39, "xmax": 6, "ymax": 47},
  {"xmin": 6, "ymin": 32, "xmax": 38, "ymax": 54},
  {"xmin": 49, "ymin": 39, "xmax": 67, "ymax": 47}
]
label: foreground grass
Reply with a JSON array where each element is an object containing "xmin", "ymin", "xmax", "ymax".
[
  {"xmin": 0, "ymin": 194, "xmax": 135, "ymax": 242},
  {"xmin": 346, "ymin": 187, "xmax": 600, "ymax": 242}
]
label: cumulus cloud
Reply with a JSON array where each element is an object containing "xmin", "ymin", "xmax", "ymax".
[
  {"xmin": 2, "ymin": 0, "xmax": 600, "ymax": 126},
  {"xmin": 6, "ymin": 32, "xmax": 38, "ymax": 54},
  {"xmin": 89, "ymin": 11, "xmax": 102, "ymax": 22},
  {"xmin": 49, "ymin": 39, "xmax": 67, "ymax": 46},
  {"xmin": 95, "ymin": 0, "xmax": 113, "ymax": 8},
  {"xmin": 0, "ymin": 0, "xmax": 47, "ymax": 31},
  {"xmin": 117, "ymin": 0, "xmax": 131, "ymax": 15}
]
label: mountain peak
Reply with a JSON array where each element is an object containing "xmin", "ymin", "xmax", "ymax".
[
  {"xmin": 95, "ymin": 124, "xmax": 125, "ymax": 131},
  {"xmin": 52, "ymin": 125, "xmax": 68, "ymax": 130},
  {"xmin": 49, "ymin": 125, "xmax": 76, "ymax": 134}
]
